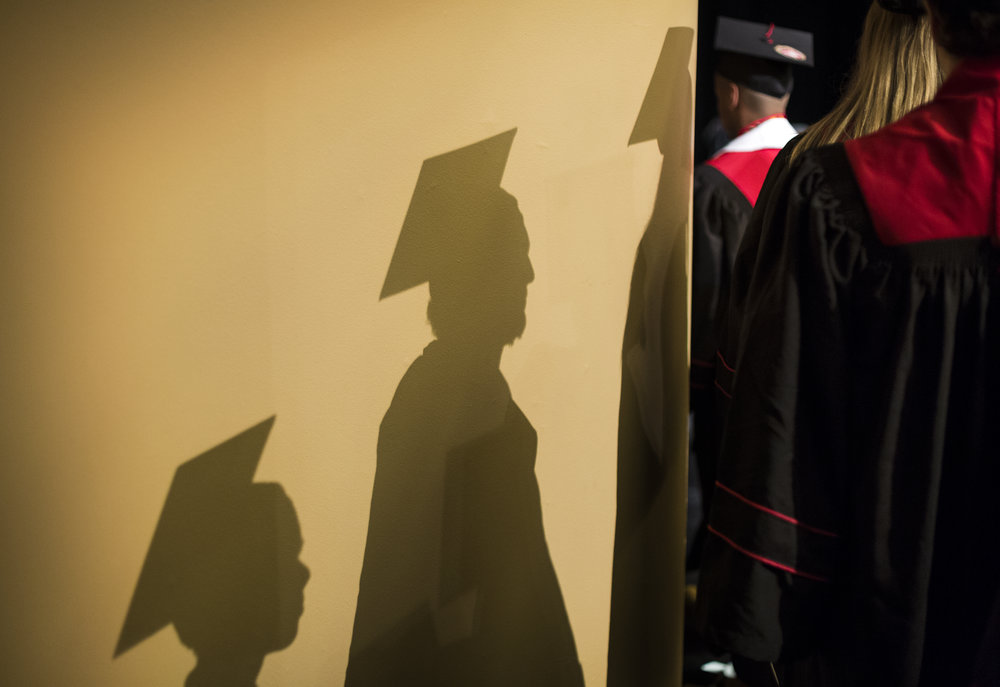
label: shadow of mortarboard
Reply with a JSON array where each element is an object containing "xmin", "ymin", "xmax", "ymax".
[
  {"xmin": 630, "ymin": 26, "xmax": 695, "ymax": 160},
  {"xmin": 115, "ymin": 417, "xmax": 308, "ymax": 685},
  {"xmin": 380, "ymin": 128, "xmax": 518, "ymax": 300}
]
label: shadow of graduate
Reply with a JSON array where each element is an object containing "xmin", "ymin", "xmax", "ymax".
[
  {"xmin": 114, "ymin": 416, "xmax": 309, "ymax": 687},
  {"xmin": 345, "ymin": 130, "xmax": 583, "ymax": 687},
  {"xmin": 608, "ymin": 26, "xmax": 695, "ymax": 687}
]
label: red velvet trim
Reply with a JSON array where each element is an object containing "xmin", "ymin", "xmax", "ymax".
[
  {"xmin": 707, "ymin": 525, "xmax": 831, "ymax": 583},
  {"xmin": 714, "ymin": 379, "xmax": 733, "ymax": 399},
  {"xmin": 845, "ymin": 57, "xmax": 1000, "ymax": 246},
  {"xmin": 715, "ymin": 481, "xmax": 840, "ymax": 538},
  {"xmin": 705, "ymin": 149, "xmax": 782, "ymax": 206},
  {"xmin": 716, "ymin": 350, "xmax": 735, "ymax": 373}
]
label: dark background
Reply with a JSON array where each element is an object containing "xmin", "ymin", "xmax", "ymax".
[{"xmin": 696, "ymin": 0, "xmax": 873, "ymax": 161}]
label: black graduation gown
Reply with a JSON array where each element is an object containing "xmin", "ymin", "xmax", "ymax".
[
  {"xmin": 696, "ymin": 141, "xmax": 1000, "ymax": 686},
  {"xmin": 690, "ymin": 118, "xmax": 799, "ymax": 559},
  {"xmin": 689, "ymin": 163, "xmax": 752, "ymax": 563},
  {"xmin": 691, "ymin": 164, "xmax": 752, "ymax": 379},
  {"xmin": 712, "ymin": 136, "xmax": 801, "ymax": 396},
  {"xmin": 692, "ymin": 118, "xmax": 800, "ymax": 383}
]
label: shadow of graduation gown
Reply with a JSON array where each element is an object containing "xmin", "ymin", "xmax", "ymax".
[{"xmin": 346, "ymin": 340, "xmax": 583, "ymax": 687}]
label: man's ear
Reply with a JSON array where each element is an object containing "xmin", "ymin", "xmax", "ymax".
[{"xmin": 724, "ymin": 79, "xmax": 740, "ymax": 111}]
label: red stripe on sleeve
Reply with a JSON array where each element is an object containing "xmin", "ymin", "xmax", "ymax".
[
  {"xmin": 708, "ymin": 525, "xmax": 831, "ymax": 583},
  {"xmin": 715, "ymin": 481, "xmax": 840, "ymax": 538}
]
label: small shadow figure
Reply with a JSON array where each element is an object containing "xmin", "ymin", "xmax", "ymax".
[
  {"xmin": 115, "ymin": 417, "xmax": 310, "ymax": 687},
  {"xmin": 346, "ymin": 131, "xmax": 583, "ymax": 686}
]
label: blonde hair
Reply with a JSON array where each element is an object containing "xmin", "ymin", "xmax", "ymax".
[{"xmin": 791, "ymin": 2, "xmax": 941, "ymax": 161}]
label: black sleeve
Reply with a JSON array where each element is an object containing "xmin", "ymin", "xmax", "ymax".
[
  {"xmin": 691, "ymin": 165, "xmax": 751, "ymax": 390},
  {"xmin": 695, "ymin": 146, "xmax": 864, "ymax": 662}
]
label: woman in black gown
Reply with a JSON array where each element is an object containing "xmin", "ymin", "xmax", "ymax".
[{"xmin": 696, "ymin": 2, "xmax": 1000, "ymax": 685}]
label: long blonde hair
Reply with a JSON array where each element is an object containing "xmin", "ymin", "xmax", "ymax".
[{"xmin": 791, "ymin": 2, "xmax": 941, "ymax": 161}]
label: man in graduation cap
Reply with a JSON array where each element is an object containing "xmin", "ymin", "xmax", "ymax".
[
  {"xmin": 696, "ymin": 0, "xmax": 1000, "ymax": 684},
  {"xmin": 689, "ymin": 16, "xmax": 813, "ymax": 567}
]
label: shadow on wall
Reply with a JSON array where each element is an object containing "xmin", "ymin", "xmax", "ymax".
[
  {"xmin": 608, "ymin": 27, "xmax": 694, "ymax": 687},
  {"xmin": 346, "ymin": 130, "xmax": 584, "ymax": 687},
  {"xmin": 114, "ymin": 417, "xmax": 310, "ymax": 687}
]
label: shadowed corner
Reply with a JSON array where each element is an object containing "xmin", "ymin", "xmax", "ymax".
[
  {"xmin": 114, "ymin": 416, "xmax": 310, "ymax": 687},
  {"xmin": 346, "ymin": 131, "xmax": 583, "ymax": 686},
  {"xmin": 609, "ymin": 25, "xmax": 694, "ymax": 687}
]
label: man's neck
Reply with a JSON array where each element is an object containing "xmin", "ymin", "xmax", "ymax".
[{"xmin": 736, "ymin": 111, "xmax": 786, "ymax": 136}]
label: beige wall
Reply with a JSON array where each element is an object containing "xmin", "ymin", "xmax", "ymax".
[{"xmin": 0, "ymin": 1, "xmax": 695, "ymax": 684}]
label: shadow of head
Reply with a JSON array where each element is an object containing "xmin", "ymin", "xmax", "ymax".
[
  {"xmin": 171, "ymin": 482, "xmax": 309, "ymax": 659},
  {"xmin": 381, "ymin": 129, "xmax": 533, "ymax": 349},
  {"xmin": 426, "ymin": 188, "xmax": 534, "ymax": 347}
]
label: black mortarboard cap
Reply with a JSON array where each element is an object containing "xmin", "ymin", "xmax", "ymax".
[
  {"xmin": 380, "ymin": 129, "xmax": 517, "ymax": 300},
  {"xmin": 113, "ymin": 416, "xmax": 276, "ymax": 657},
  {"xmin": 714, "ymin": 17, "xmax": 814, "ymax": 98},
  {"xmin": 877, "ymin": 0, "xmax": 926, "ymax": 14}
]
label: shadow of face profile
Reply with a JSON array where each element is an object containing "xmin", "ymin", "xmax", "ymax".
[
  {"xmin": 426, "ymin": 189, "xmax": 534, "ymax": 348},
  {"xmin": 171, "ymin": 483, "xmax": 309, "ymax": 660}
]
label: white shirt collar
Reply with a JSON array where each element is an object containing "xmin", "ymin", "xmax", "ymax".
[{"xmin": 715, "ymin": 116, "xmax": 798, "ymax": 155}]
